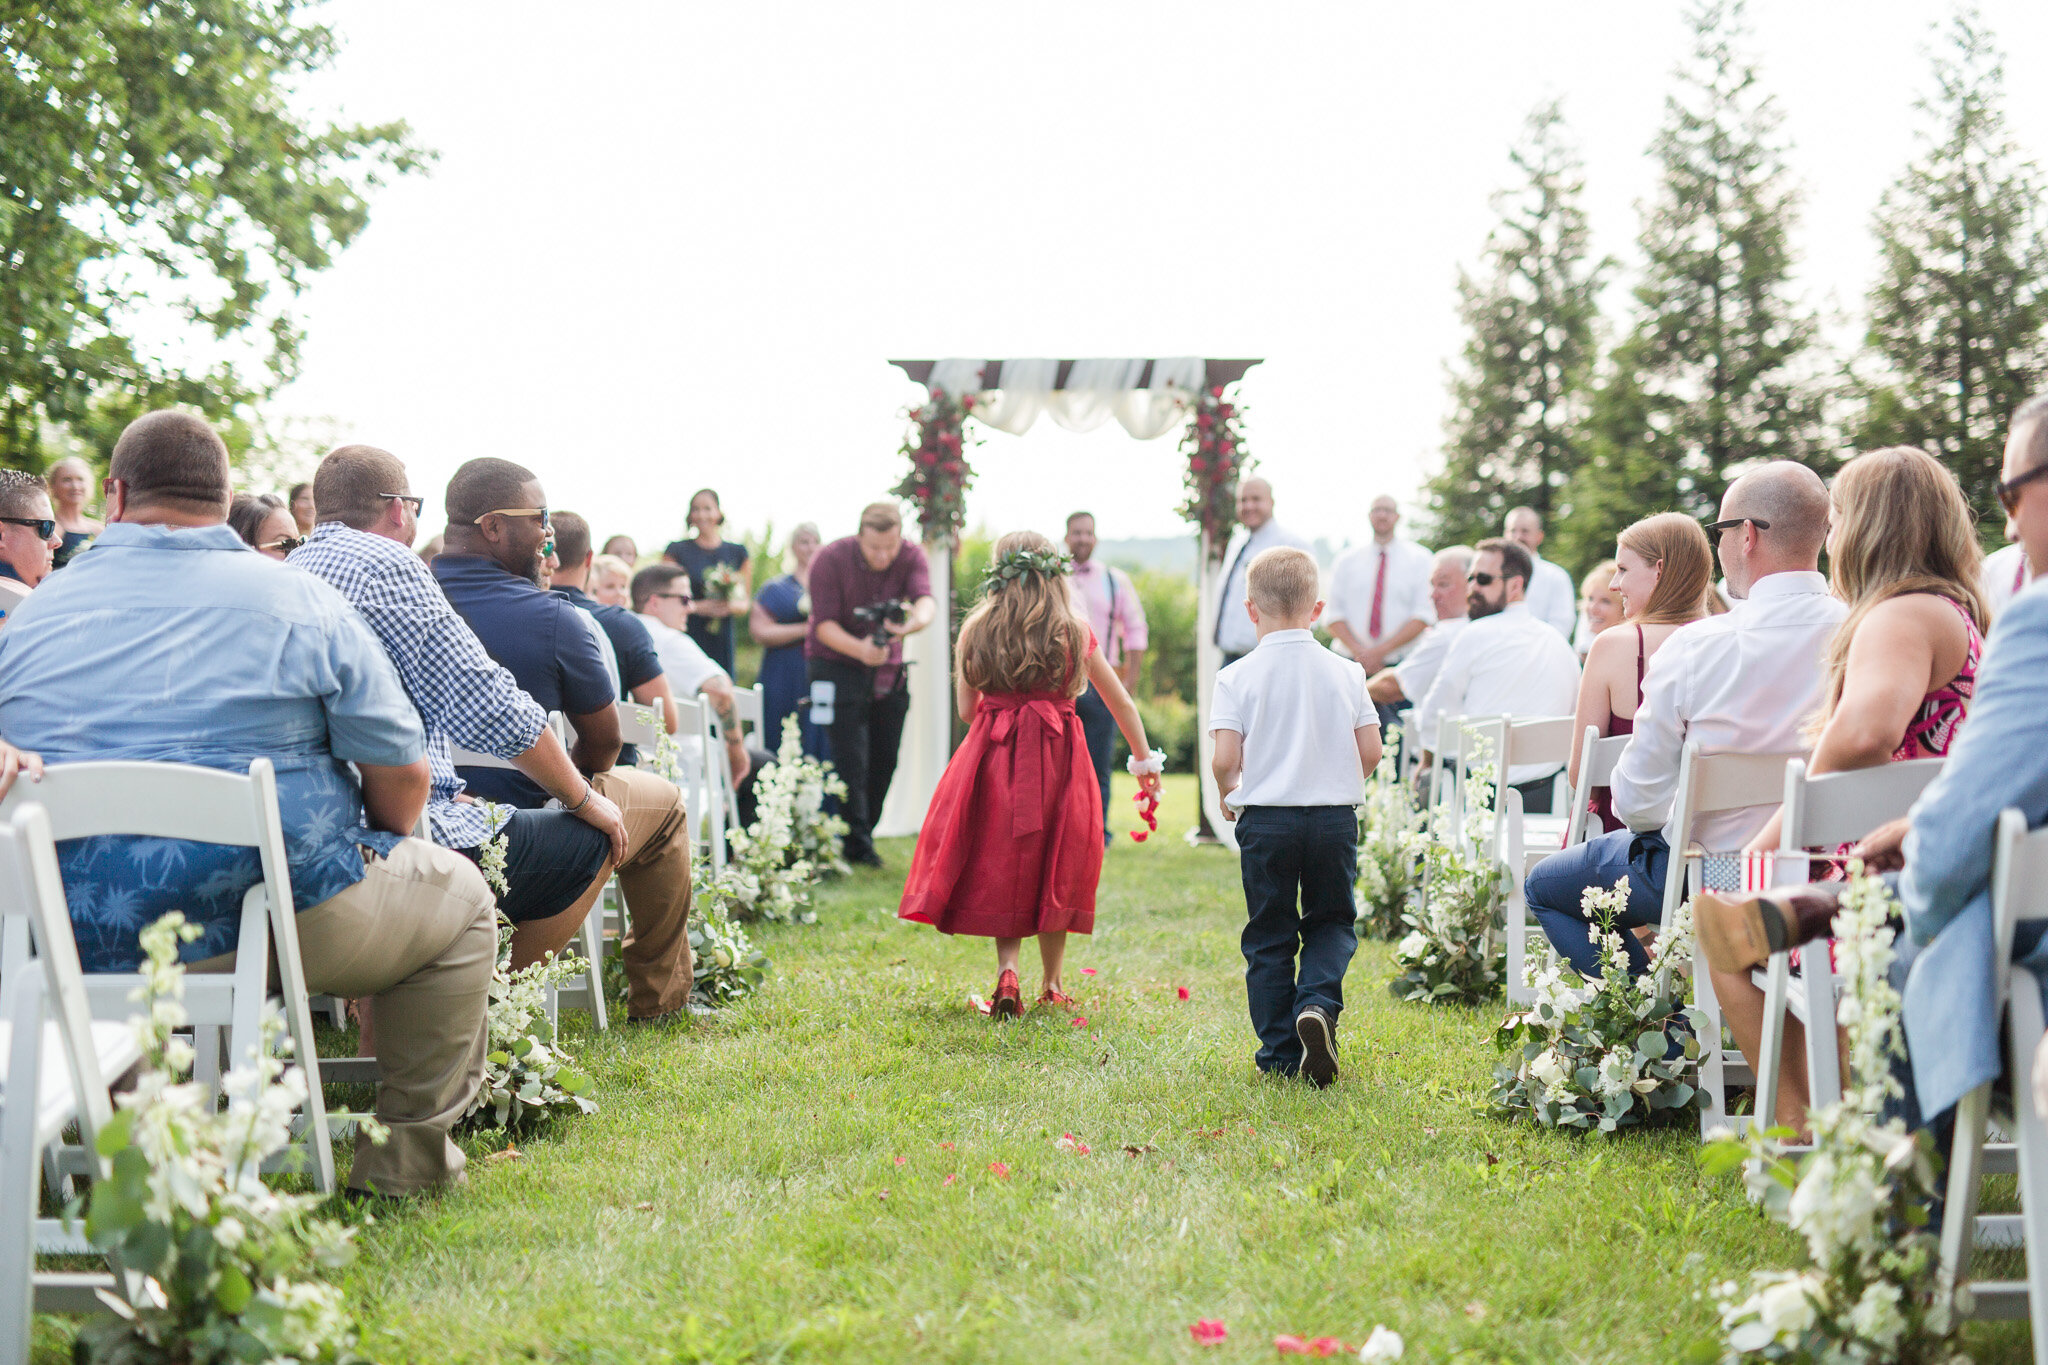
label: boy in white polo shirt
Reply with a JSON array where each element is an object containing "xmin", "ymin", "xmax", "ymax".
[{"xmin": 1210, "ymin": 546, "xmax": 1382, "ymax": 1088}]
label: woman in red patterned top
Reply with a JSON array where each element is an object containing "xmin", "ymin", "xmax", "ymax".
[{"xmin": 1711, "ymin": 446, "xmax": 1988, "ymax": 1132}]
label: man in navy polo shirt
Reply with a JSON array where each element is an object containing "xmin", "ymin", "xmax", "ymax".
[
  {"xmin": 545, "ymin": 510, "xmax": 676, "ymax": 771},
  {"xmin": 432, "ymin": 457, "xmax": 696, "ymax": 1021}
]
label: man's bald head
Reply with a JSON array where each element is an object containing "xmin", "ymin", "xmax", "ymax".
[
  {"xmin": 1241, "ymin": 477, "xmax": 1272, "ymax": 499},
  {"xmin": 109, "ymin": 410, "xmax": 231, "ymax": 516},
  {"xmin": 1235, "ymin": 476, "xmax": 1274, "ymax": 531},
  {"xmin": 1722, "ymin": 461, "xmax": 1830, "ymax": 565},
  {"xmin": 313, "ymin": 444, "xmax": 410, "ymax": 529}
]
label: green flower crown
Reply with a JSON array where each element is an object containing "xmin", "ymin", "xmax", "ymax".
[{"xmin": 984, "ymin": 546, "xmax": 1073, "ymax": 590}]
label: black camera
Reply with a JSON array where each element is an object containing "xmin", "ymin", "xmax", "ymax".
[{"xmin": 850, "ymin": 597, "xmax": 910, "ymax": 649}]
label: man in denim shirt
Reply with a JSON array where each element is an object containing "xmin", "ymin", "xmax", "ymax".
[{"xmin": 0, "ymin": 410, "xmax": 497, "ymax": 1196}]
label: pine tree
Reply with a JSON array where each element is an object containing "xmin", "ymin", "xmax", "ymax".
[
  {"xmin": 1426, "ymin": 100, "xmax": 1607, "ymax": 552},
  {"xmin": 1856, "ymin": 8, "xmax": 2048, "ymax": 533},
  {"xmin": 1558, "ymin": 0, "xmax": 1824, "ymax": 570}
]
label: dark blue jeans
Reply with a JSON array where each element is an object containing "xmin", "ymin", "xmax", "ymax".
[
  {"xmin": 1235, "ymin": 805, "xmax": 1359, "ymax": 1075},
  {"xmin": 1075, "ymin": 683, "xmax": 1115, "ymax": 846},
  {"xmin": 1525, "ymin": 827, "xmax": 1670, "ymax": 977}
]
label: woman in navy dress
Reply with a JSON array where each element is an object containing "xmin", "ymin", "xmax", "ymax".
[
  {"xmin": 47, "ymin": 457, "xmax": 103, "ymax": 570},
  {"xmin": 663, "ymin": 488, "xmax": 750, "ymax": 674},
  {"xmin": 748, "ymin": 522, "xmax": 825, "ymax": 757}
]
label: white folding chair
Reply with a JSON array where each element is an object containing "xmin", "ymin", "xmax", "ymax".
[
  {"xmin": 1752, "ymin": 758, "xmax": 1945, "ymax": 1131},
  {"xmin": 0, "ymin": 759, "xmax": 335, "ymax": 1193},
  {"xmin": 0, "ymin": 805, "xmax": 138, "ymax": 1354},
  {"xmin": 1666, "ymin": 744, "xmax": 1805, "ymax": 1135},
  {"xmin": 1496, "ymin": 716, "xmax": 1587, "ymax": 1006},
  {"xmin": 1414, "ymin": 713, "xmax": 1498, "ymax": 922},
  {"xmin": 452, "ymin": 721, "xmax": 609, "ymax": 1033},
  {"xmin": 1941, "ymin": 808, "xmax": 2048, "ymax": 1347},
  {"xmin": 711, "ymin": 684, "xmax": 766, "ymax": 840},
  {"xmin": 1562, "ymin": 726, "xmax": 1636, "ymax": 852}
]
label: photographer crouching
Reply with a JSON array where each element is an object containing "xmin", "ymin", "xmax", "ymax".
[{"xmin": 805, "ymin": 502, "xmax": 937, "ymax": 867}]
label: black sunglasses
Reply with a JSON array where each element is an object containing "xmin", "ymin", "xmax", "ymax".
[
  {"xmin": 1466, "ymin": 572, "xmax": 1497, "ymax": 587},
  {"xmin": 379, "ymin": 492, "xmax": 425, "ymax": 516},
  {"xmin": 262, "ymin": 535, "xmax": 306, "ymax": 555},
  {"xmin": 0, "ymin": 517, "xmax": 56, "ymax": 540},
  {"xmin": 1996, "ymin": 464, "xmax": 2048, "ymax": 514},
  {"xmin": 1703, "ymin": 516, "xmax": 1771, "ymax": 542}
]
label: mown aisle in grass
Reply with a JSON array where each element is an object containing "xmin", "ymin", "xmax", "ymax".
[{"xmin": 322, "ymin": 775, "xmax": 2029, "ymax": 1364}]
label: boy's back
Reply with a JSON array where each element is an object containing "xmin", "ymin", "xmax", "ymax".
[{"xmin": 1212, "ymin": 629, "xmax": 1375, "ymax": 811}]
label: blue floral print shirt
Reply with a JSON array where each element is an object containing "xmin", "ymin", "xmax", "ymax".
[{"xmin": 0, "ymin": 522, "xmax": 426, "ymax": 971}]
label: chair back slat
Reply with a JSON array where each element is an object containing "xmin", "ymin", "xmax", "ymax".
[
  {"xmin": 0, "ymin": 761, "xmax": 263, "ymax": 845},
  {"xmin": 1505, "ymin": 716, "xmax": 1577, "ymax": 768},
  {"xmin": 616, "ymin": 702, "xmax": 664, "ymax": 749},
  {"xmin": 1692, "ymin": 749, "xmax": 1806, "ymax": 817},
  {"xmin": 733, "ymin": 685, "xmax": 764, "ymax": 732},
  {"xmin": 1563, "ymin": 728, "xmax": 1635, "ymax": 848},
  {"xmin": 1781, "ymin": 756, "xmax": 1944, "ymax": 851}
]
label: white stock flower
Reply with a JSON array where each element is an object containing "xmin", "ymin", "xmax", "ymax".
[
  {"xmin": 1357, "ymin": 1325, "xmax": 1404, "ymax": 1362},
  {"xmin": 1786, "ymin": 1152, "xmax": 1883, "ymax": 1262},
  {"xmin": 1529, "ymin": 1048, "xmax": 1570, "ymax": 1098},
  {"xmin": 1397, "ymin": 931, "xmax": 1429, "ymax": 961},
  {"xmin": 1847, "ymin": 1280, "xmax": 1905, "ymax": 1349}
]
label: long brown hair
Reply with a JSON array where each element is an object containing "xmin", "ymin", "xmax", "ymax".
[
  {"xmin": 1615, "ymin": 512, "xmax": 1714, "ymax": 625},
  {"xmin": 957, "ymin": 530, "xmax": 1090, "ymax": 698},
  {"xmin": 1818, "ymin": 445, "xmax": 1987, "ymax": 721}
]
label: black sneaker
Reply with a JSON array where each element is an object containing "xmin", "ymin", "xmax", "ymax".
[
  {"xmin": 1296, "ymin": 1006, "xmax": 1339, "ymax": 1089},
  {"xmin": 848, "ymin": 848, "xmax": 884, "ymax": 869}
]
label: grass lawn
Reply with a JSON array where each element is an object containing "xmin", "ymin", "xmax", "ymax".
[{"xmin": 34, "ymin": 776, "xmax": 2035, "ymax": 1363}]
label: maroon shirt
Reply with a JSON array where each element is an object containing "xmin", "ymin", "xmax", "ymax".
[{"xmin": 804, "ymin": 535, "xmax": 932, "ymax": 693}]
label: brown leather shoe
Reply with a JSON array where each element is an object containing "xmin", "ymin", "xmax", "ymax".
[{"xmin": 1694, "ymin": 892, "xmax": 1785, "ymax": 973}]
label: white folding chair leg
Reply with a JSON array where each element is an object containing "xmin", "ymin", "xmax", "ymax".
[
  {"xmin": 580, "ymin": 902, "xmax": 608, "ymax": 1031},
  {"xmin": 2008, "ymin": 967, "xmax": 2048, "ymax": 1359},
  {"xmin": 1, "ymin": 983, "xmax": 40, "ymax": 1365},
  {"xmin": 1941, "ymin": 1080, "xmax": 1994, "ymax": 1296},
  {"xmin": 1802, "ymin": 958, "xmax": 1842, "ymax": 1115},
  {"xmin": 1695, "ymin": 939, "xmax": 1730, "ymax": 1134},
  {"xmin": 1755, "ymin": 953, "xmax": 1791, "ymax": 1132}
]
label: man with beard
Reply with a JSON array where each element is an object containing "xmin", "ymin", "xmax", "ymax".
[
  {"xmin": 431, "ymin": 457, "xmax": 697, "ymax": 1021},
  {"xmin": 1411, "ymin": 537, "xmax": 1581, "ymax": 814}
]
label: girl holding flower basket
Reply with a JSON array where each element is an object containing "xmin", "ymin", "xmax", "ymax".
[{"xmin": 899, "ymin": 531, "xmax": 1164, "ymax": 1018}]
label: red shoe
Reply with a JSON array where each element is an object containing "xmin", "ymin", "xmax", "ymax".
[
  {"xmin": 992, "ymin": 969, "xmax": 1023, "ymax": 1020},
  {"xmin": 1035, "ymin": 988, "xmax": 1077, "ymax": 1009}
]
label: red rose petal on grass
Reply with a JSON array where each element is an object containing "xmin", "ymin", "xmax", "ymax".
[
  {"xmin": 1274, "ymin": 1336, "xmax": 1310, "ymax": 1355},
  {"xmin": 1080, "ymin": 967, "xmax": 1097, "ymax": 976},
  {"xmin": 1190, "ymin": 1320, "xmax": 1228, "ymax": 1345},
  {"xmin": 1054, "ymin": 1133, "xmax": 1092, "ymax": 1156},
  {"xmin": 1130, "ymin": 830, "xmax": 1148, "ymax": 842},
  {"xmin": 893, "ymin": 1156, "xmax": 906, "ymax": 1166},
  {"xmin": 988, "ymin": 1161, "xmax": 1010, "ymax": 1179},
  {"xmin": 942, "ymin": 1173, "xmax": 957, "ymax": 1186},
  {"xmin": 1177, "ymin": 986, "xmax": 1192, "ymax": 1001},
  {"xmin": 1070, "ymin": 1016, "xmax": 1088, "ymax": 1027},
  {"xmin": 939, "ymin": 1142, "xmax": 955, "ymax": 1150}
]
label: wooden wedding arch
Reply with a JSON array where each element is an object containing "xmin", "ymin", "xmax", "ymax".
[{"xmin": 872, "ymin": 357, "xmax": 1263, "ymax": 850}]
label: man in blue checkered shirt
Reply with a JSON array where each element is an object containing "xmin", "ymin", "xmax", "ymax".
[{"xmin": 290, "ymin": 445, "xmax": 629, "ymax": 975}]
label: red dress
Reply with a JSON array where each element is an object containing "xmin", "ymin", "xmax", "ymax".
[{"xmin": 898, "ymin": 636, "xmax": 1104, "ymax": 938}]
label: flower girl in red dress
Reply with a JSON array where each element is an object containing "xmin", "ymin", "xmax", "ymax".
[{"xmin": 898, "ymin": 531, "xmax": 1163, "ymax": 1018}]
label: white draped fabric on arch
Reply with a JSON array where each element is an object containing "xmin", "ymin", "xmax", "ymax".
[{"xmin": 874, "ymin": 357, "xmax": 1262, "ymax": 850}]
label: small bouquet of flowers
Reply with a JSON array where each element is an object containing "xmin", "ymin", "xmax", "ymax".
[{"xmin": 700, "ymin": 561, "xmax": 740, "ymax": 602}]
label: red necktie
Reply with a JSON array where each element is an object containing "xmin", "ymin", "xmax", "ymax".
[{"xmin": 1367, "ymin": 547, "xmax": 1387, "ymax": 639}]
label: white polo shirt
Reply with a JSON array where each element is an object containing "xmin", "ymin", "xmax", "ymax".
[{"xmin": 1209, "ymin": 629, "xmax": 1378, "ymax": 809}]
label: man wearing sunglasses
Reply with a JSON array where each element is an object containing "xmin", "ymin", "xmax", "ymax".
[
  {"xmin": 0, "ymin": 468, "xmax": 65, "ymax": 626},
  {"xmin": 1525, "ymin": 461, "xmax": 1841, "ymax": 979},
  {"xmin": 433, "ymin": 456, "xmax": 696, "ymax": 1022},
  {"xmin": 1410, "ymin": 537, "xmax": 1581, "ymax": 812}
]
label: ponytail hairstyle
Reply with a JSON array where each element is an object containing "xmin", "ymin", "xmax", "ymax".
[
  {"xmin": 1817, "ymin": 446, "xmax": 1987, "ymax": 725},
  {"xmin": 956, "ymin": 530, "xmax": 1090, "ymax": 699},
  {"xmin": 1615, "ymin": 512, "xmax": 1715, "ymax": 625}
]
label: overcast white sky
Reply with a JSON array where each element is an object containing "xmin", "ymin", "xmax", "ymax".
[{"xmin": 267, "ymin": 0, "xmax": 2048, "ymax": 554}]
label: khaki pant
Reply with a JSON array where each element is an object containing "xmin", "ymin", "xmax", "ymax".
[
  {"xmin": 204, "ymin": 839, "xmax": 498, "ymax": 1195},
  {"xmin": 591, "ymin": 767, "xmax": 694, "ymax": 1017}
]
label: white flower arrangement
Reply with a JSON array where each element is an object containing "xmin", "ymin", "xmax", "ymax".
[
  {"xmin": 1701, "ymin": 862, "xmax": 1964, "ymax": 1363},
  {"xmin": 1491, "ymin": 877, "xmax": 1707, "ymax": 1130},
  {"xmin": 463, "ymin": 923, "xmax": 597, "ymax": 1132},
  {"xmin": 689, "ymin": 908, "xmax": 770, "ymax": 1007},
  {"xmin": 75, "ymin": 913, "xmax": 378, "ymax": 1364},
  {"xmin": 1357, "ymin": 725, "xmax": 1427, "ymax": 940},
  {"xmin": 476, "ymin": 799, "xmax": 513, "ymax": 898},
  {"xmin": 695, "ymin": 725, "xmax": 828, "ymax": 925},
  {"xmin": 1387, "ymin": 728, "xmax": 1509, "ymax": 1006},
  {"xmin": 775, "ymin": 715, "xmax": 850, "ymax": 879}
]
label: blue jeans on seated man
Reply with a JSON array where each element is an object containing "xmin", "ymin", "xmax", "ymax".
[
  {"xmin": 1235, "ymin": 805, "xmax": 1359, "ymax": 1075},
  {"xmin": 1525, "ymin": 826, "xmax": 1670, "ymax": 978}
]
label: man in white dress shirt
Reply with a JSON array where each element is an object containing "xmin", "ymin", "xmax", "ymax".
[
  {"xmin": 1504, "ymin": 506, "xmax": 1578, "ymax": 640},
  {"xmin": 1366, "ymin": 545, "xmax": 1471, "ymax": 715},
  {"xmin": 1524, "ymin": 462, "xmax": 1845, "ymax": 978},
  {"xmin": 1215, "ymin": 477, "xmax": 1312, "ymax": 665},
  {"xmin": 1412, "ymin": 538, "xmax": 1581, "ymax": 812},
  {"xmin": 1328, "ymin": 495, "xmax": 1435, "ymax": 731}
]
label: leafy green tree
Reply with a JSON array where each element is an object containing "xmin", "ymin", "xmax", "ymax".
[
  {"xmin": 1560, "ymin": 0, "xmax": 1825, "ymax": 569},
  {"xmin": 1427, "ymin": 100, "xmax": 1607, "ymax": 551},
  {"xmin": 0, "ymin": 2, "xmax": 428, "ymax": 467},
  {"xmin": 1854, "ymin": 8, "xmax": 2048, "ymax": 533}
]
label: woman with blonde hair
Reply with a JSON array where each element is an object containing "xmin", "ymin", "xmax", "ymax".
[
  {"xmin": 898, "ymin": 530, "xmax": 1162, "ymax": 1018},
  {"xmin": 1701, "ymin": 445, "xmax": 1987, "ymax": 1132},
  {"xmin": 1573, "ymin": 559, "xmax": 1625, "ymax": 659},
  {"xmin": 1568, "ymin": 512, "xmax": 1715, "ymax": 832}
]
